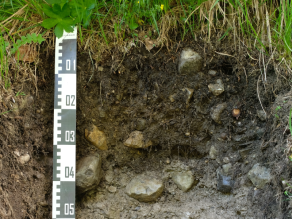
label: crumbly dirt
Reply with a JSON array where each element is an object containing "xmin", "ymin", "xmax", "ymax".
[{"xmin": 1, "ymin": 34, "xmax": 292, "ymax": 218}]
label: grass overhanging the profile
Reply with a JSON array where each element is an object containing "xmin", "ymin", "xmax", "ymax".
[{"xmin": 1, "ymin": 0, "xmax": 292, "ymax": 87}]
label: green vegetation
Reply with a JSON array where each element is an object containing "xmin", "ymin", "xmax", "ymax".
[
  {"xmin": 15, "ymin": 91, "xmax": 25, "ymax": 96},
  {"xmin": 275, "ymin": 105, "xmax": 281, "ymax": 119},
  {"xmin": 1, "ymin": 0, "xmax": 292, "ymax": 86},
  {"xmin": 0, "ymin": 109, "xmax": 14, "ymax": 115}
]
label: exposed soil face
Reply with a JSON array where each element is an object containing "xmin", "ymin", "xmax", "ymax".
[{"xmin": 1, "ymin": 36, "xmax": 292, "ymax": 218}]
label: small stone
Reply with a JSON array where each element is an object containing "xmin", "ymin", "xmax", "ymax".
[
  {"xmin": 211, "ymin": 103, "xmax": 227, "ymax": 124},
  {"xmin": 98, "ymin": 107, "xmax": 106, "ymax": 118},
  {"xmin": 85, "ymin": 124, "xmax": 108, "ymax": 150},
  {"xmin": 257, "ymin": 110, "xmax": 267, "ymax": 121},
  {"xmin": 217, "ymin": 172, "xmax": 234, "ymax": 193},
  {"xmin": 178, "ymin": 48, "xmax": 203, "ymax": 74},
  {"xmin": 105, "ymin": 170, "xmax": 114, "ymax": 183},
  {"xmin": 169, "ymin": 94, "xmax": 176, "ymax": 102},
  {"xmin": 208, "ymin": 79, "xmax": 224, "ymax": 96},
  {"xmin": 172, "ymin": 171, "xmax": 196, "ymax": 192},
  {"xmin": 182, "ymin": 88, "xmax": 194, "ymax": 105},
  {"xmin": 124, "ymin": 131, "xmax": 152, "ymax": 148},
  {"xmin": 34, "ymin": 171, "xmax": 45, "ymax": 179},
  {"xmin": 166, "ymin": 158, "xmax": 170, "ymax": 164},
  {"xmin": 209, "ymin": 146, "xmax": 218, "ymax": 159},
  {"xmin": 136, "ymin": 119, "xmax": 147, "ymax": 131},
  {"xmin": 220, "ymin": 133, "xmax": 228, "ymax": 140},
  {"xmin": 24, "ymin": 122, "xmax": 30, "ymax": 129},
  {"xmin": 185, "ymin": 132, "xmax": 190, "ymax": 136},
  {"xmin": 76, "ymin": 154, "xmax": 102, "ymax": 194},
  {"xmin": 247, "ymin": 163, "xmax": 272, "ymax": 189},
  {"xmin": 134, "ymin": 206, "xmax": 140, "ymax": 211},
  {"xmin": 208, "ymin": 70, "xmax": 217, "ymax": 76},
  {"xmin": 39, "ymin": 201, "xmax": 48, "ymax": 207},
  {"xmin": 222, "ymin": 163, "xmax": 232, "ymax": 174},
  {"xmin": 27, "ymin": 96, "xmax": 34, "ymax": 104},
  {"xmin": 126, "ymin": 175, "xmax": 164, "ymax": 202},
  {"xmin": 223, "ymin": 157, "xmax": 230, "ymax": 163},
  {"xmin": 107, "ymin": 186, "xmax": 117, "ymax": 193},
  {"xmin": 98, "ymin": 66, "xmax": 103, "ymax": 71},
  {"xmin": 14, "ymin": 150, "xmax": 20, "ymax": 157},
  {"xmin": 19, "ymin": 154, "xmax": 30, "ymax": 164},
  {"xmin": 116, "ymin": 94, "xmax": 123, "ymax": 101},
  {"xmin": 36, "ymin": 110, "xmax": 41, "ymax": 114}
]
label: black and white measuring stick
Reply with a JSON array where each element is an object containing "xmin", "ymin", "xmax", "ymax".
[{"xmin": 53, "ymin": 27, "xmax": 77, "ymax": 219}]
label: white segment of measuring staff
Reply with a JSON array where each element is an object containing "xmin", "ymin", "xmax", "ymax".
[{"xmin": 53, "ymin": 27, "xmax": 77, "ymax": 219}]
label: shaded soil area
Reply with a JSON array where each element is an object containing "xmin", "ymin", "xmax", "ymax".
[{"xmin": 1, "ymin": 35, "xmax": 292, "ymax": 218}]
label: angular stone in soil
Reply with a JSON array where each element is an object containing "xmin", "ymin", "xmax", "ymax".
[
  {"xmin": 222, "ymin": 163, "xmax": 232, "ymax": 174},
  {"xmin": 182, "ymin": 88, "xmax": 194, "ymax": 105},
  {"xmin": 257, "ymin": 110, "xmax": 267, "ymax": 121},
  {"xmin": 172, "ymin": 171, "xmax": 195, "ymax": 192},
  {"xmin": 136, "ymin": 119, "xmax": 147, "ymax": 131},
  {"xmin": 19, "ymin": 153, "xmax": 30, "ymax": 164},
  {"xmin": 126, "ymin": 175, "xmax": 164, "ymax": 202},
  {"xmin": 124, "ymin": 131, "xmax": 152, "ymax": 148},
  {"xmin": 76, "ymin": 154, "xmax": 102, "ymax": 194},
  {"xmin": 217, "ymin": 172, "xmax": 234, "ymax": 193},
  {"xmin": 85, "ymin": 124, "xmax": 108, "ymax": 150},
  {"xmin": 208, "ymin": 79, "xmax": 224, "ymax": 96},
  {"xmin": 211, "ymin": 103, "xmax": 227, "ymax": 124},
  {"xmin": 247, "ymin": 163, "xmax": 272, "ymax": 189},
  {"xmin": 178, "ymin": 48, "xmax": 203, "ymax": 74},
  {"xmin": 208, "ymin": 70, "xmax": 217, "ymax": 76},
  {"xmin": 209, "ymin": 146, "xmax": 218, "ymax": 159}
]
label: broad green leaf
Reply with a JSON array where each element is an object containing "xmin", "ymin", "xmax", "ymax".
[
  {"xmin": 129, "ymin": 18, "xmax": 138, "ymax": 30},
  {"xmin": 45, "ymin": 0, "xmax": 59, "ymax": 4},
  {"xmin": 42, "ymin": 18, "xmax": 59, "ymax": 29},
  {"xmin": 46, "ymin": 0, "xmax": 68, "ymax": 5},
  {"xmin": 42, "ymin": 4, "xmax": 60, "ymax": 19},
  {"xmin": 87, "ymin": 3, "xmax": 96, "ymax": 10},
  {"xmin": 71, "ymin": 9, "xmax": 78, "ymax": 18},
  {"xmin": 52, "ymin": 3, "xmax": 71, "ymax": 18},
  {"xmin": 52, "ymin": 4, "xmax": 62, "ymax": 14},
  {"xmin": 55, "ymin": 23, "xmax": 64, "ymax": 38},
  {"xmin": 59, "ymin": 3, "xmax": 71, "ymax": 18},
  {"xmin": 61, "ymin": 17, "xmax": 76, "ymax": 26},
  {"xmin": 82, "ymin": 10, "xmax": 91, "ymax": 28},
  {"xmin": 62, "ymin": 24, "xmax": 74, "ymax": 33}
]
